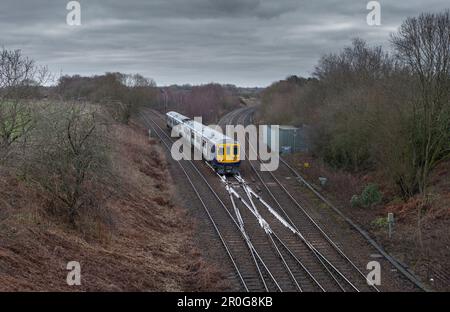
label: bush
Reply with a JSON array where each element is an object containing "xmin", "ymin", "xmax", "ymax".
[
  {"xmin": 361, "ymin": 183, "xmax": 383, "ymax": 207},
  {"xmin": 351, "ymin": 183, "xmax": 383, "ymax": 208},
  {"xmin": 371, "ymin": 217, "xmax": 388, "ymax": 229}
]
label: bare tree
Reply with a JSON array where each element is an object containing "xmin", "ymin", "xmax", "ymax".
[
  {"xmin": 310, "ymin": 39, "xmax": 395, "ymax": 172},
  {"xmin": 391, "ymin": 11, "xmax": 450, "ymax": 250},
  {"xmin": 30, "ymin": 102, "xmax": 110, "ymax": 225},
  {"xmin": 0, "ymin": 48, "xmax": 50, "ymax": 161},
  {"xmin": 391, "ymin": 10, "xmax": 450, "ymax": 195}
]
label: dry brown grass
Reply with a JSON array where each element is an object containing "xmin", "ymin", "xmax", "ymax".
[
  {"xmin": 285, "ymin": 152, "xmax": 362, "ymax": 202},
  {"xmin": 0, "ymin": 120, "xmax": 228, "ymax": 291}
]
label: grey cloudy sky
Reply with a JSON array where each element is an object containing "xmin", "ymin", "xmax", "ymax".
[{"xmin": 0, "ymin": 0, "xmax": 448, "ymax": 87}]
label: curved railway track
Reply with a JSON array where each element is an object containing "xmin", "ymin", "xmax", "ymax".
[
  {"xmin": 221, "ymin": 108, "xmax": 378, "ymax": 292},
  {"xmin": 219, "ymin": 105, "xmax": 427, "ymax": 292},
  {"xmin": 141, "ymin": 111, "xmax": 324, "ymax": 291},
  {"xmin": 139, "ymin": 108, "xmax": 420, "ymax": 292}
]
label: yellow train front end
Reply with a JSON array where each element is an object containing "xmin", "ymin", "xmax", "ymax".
[{"xmin": 213, "ymin": 143, "xmax": 241, "ymax": 175}]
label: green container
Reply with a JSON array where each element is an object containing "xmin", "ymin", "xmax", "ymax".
[{"xmin": 263, "ymin": 125, "xmax": 309, "ymax": 154}]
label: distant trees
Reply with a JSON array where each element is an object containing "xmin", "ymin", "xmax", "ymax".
[
  {"xmin": 260, "ymin": 76, "xmax": 316, "ymax": 125},
  {"xmin": 259, "ymin": 11, "xmax": 450, "ymax": 199},
  {"xmin": 120, "ymin": 74, "xmax": 157, "ymax": 122},
  {"xmin": 57, "ymin": 72, "xmax": 158, "ymax": 123},
  {"xmin": 158, "ymin": 83, "xmax": 241, "ymax": 124}
]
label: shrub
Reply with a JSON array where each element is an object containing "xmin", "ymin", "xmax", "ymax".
[
  {"xmin": 351, "ymin": 183, "xmax": 383, "ymax": 208},
  {"xmin": 371, "ymin": 217, "xmax": 388, "ymax": 229},
  {"xmin": 360, "ymin": 183, "xmax": 383, "ymax": 207}
]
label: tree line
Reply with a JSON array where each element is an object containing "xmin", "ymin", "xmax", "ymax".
[
  {"xmin": 58, "ymin": 72, "xmax": 159, "ymax": 123},
  {"xmin": 157, "ymin": 83, "xmax": 242, "ymax": 124},
  {"xmin": 260, "ymin": 11, "xmax": 450, "ymax": 199}
]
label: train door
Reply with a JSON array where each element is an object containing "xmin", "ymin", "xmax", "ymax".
[
  {"xmin": 217, "ymin": 145, "xmax": 224, "ymax": 163},
  {"xmin": 221, "ymin": 144, "xmax": 240, "ymax": 162},
  {"xmin": 225, "ymin": 145, "xmax": 231, "ymax": 162}
]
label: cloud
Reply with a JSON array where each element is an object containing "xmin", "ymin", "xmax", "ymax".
[{"xmin": 0, "ymin": 0, "xmax": 448, "ymax": 86}]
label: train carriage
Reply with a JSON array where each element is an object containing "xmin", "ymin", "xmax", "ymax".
[{"xmin": 166, "ymin": 111, "xmax": 241, "ymax": 174}]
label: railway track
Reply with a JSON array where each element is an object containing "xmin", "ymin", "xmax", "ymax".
[
  {"xmin": 141, "ymin": 111, "xmax": 321, "ymax": 291},
  {"xmin": 226, "ymin": 173, "xmax": 359, "ymax": 291},
  {"xmin": 220, "ymin": 105, "xmax": 426, "ymax": 292},
  {"xmin": 221, "ymin": 108, "xmax": 378, "ymax": 291},
  {"xmin": 139, "ymin": 108, "xmax": 407, "ymax": 292}
]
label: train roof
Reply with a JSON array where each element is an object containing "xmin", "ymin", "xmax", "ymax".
[
  {"xmin": 186, "ymin": 120, "xmax": 234, "ymax": 144},
  {"xmin": 167, "ymin": 111, "xmax": 190, "ymax": 123},
  {"xmin": 167, "ymin": 111, "xmax": 235, "ymax": 144}
]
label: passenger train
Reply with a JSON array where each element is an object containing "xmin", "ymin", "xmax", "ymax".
[{"xmin": 166, "ymin": 111, "xmax": 241, "ymax": 174}]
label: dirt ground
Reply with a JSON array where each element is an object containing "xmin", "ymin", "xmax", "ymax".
[
  {"xmin": 285, "ymin": 153, "xmax": 450, "ymax": 291},
  {"xmin": 0, "ymin": 121, "xmax": 227, "ymax": 291}
]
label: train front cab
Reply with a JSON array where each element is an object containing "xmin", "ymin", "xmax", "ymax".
[{"xmin": 213, "ymin": 143, "xmax": 241, "ymax": 175}]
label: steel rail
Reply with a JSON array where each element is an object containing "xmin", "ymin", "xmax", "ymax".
[
  {"xmin": 235, "ymin": 173, "xmax": 350, "ymax": 292},
  {"xmin": 235, "ymin": 110, "xmax": 361, "ymax": 291},
  {"xmin": 143, "ymin": 112, "xmax": 282, "ymax": 291},
  {"xmin": 142, "ymin": 113, "xmax": 249, "ymax": 291},
  {"xmin": 278, "ymin": 157, "xmax": 430, "ymax": 292},
  {"xmin": 223, "ymin": 175, "xmax": 302, "ymax": 292},
  {"xmin": 223, "ymin": 107, "xmax": 351, "ymax": 291},
  {"xmin": 237, "ymin": 106, "xmax": 428, "ymax": 291}
]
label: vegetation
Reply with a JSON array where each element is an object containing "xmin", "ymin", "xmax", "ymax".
[
  {"xmin": 371, "ymin": 217, "xmax": 389, "ymax": 229},
  {"xmin": 0, "ymin": 49, "xmax": 117, "ymax": 227},
  {"xmin": 0, "ymin": 48, "xmax": 228, "ymax": 291},
  {"xmin": 0, "ymin": 48, "xmax": 245, "ymax": 228},
  {"xmin": 260, "ymin": 11, "xmax": 450, "ymax": 200},
  {"xmin": 0, "ymin": 48, "xmax": 50, "ymax": 162},
  {"xmin": 58, "ymin": 72, "xmax": 158, "ymax": 123},
  {"xmin": 351, "ymin": 184, "xmax": 383, "ymax": 208},
  {"xmin": 391, "ymin": 11, "xmax": 450, "ymax": 195},
  {"xmin": 157, "ymin": 83, "xmax": 242, "ymax": 124},
  {"xmin": 26, "ymin": 102, "xmax": 111, "ymax": 225}
]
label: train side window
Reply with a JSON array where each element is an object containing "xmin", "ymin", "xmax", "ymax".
[
  {"xmin": 218, "ymin": 147, "xmax": 224, "ymax": 155},
  {"xmin": 234, "ymin": 146, "xmax": 238, "ymax": 155},
  {"xmin": 211, "ymin": 146, "xmax": 216, "ymax": 154},
  {"xmin": 226, "ymin": 146, "xmax": 230, "ymax": 156}
]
